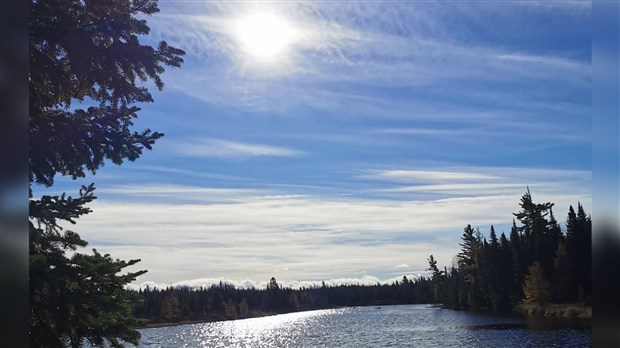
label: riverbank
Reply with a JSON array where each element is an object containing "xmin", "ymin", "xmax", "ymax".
[
  {"xmin": 439, "ymin": 302, "xmax": 591, "ymax": 321},
  {"xmin": 135, "ymin": 302, "xmax": 591, "ymax": 329},
  {"xmin": 515, "ymin": 303, "xmax": 591, "ymax": 319}
]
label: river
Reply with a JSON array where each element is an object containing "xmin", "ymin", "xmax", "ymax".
[{"xmin": 136, "ymin": 304, "xmax": 591, "ymax": 347}]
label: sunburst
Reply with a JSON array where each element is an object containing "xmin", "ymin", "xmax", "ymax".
[{"xmin": 233, "ymin": 12, "xmax": 298, "ymax": 62}]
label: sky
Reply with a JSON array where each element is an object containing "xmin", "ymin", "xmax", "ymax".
[{"xmin": 45, "ymin": 0, "xmax": 591, "ymax": 290}]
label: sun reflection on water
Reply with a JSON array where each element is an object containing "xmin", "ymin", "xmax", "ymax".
[{"xmin": 187, "ymin": 309, "xmax": 344, "ymax": 347}]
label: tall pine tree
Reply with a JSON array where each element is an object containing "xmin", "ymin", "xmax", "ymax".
[
  {"xmin": 457, "ymin": 225, "xmax": 483, "ymax": 309},
  {"xmin": 513, "ymin": 188, "xmax": 554, "ymax": 277}
]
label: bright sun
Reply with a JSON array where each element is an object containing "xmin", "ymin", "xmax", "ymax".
[{"xmin": 233, "ymin": 12, "xmax": 298, "ymax": 62}]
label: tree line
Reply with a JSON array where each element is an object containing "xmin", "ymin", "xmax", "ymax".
[
  {"xmin": 426, "ymin": 189, "xmax": 591, "ymax": 312},
  {"xmin": 132, "ymin": 276, "xmax": 434, "ymax": 324}
]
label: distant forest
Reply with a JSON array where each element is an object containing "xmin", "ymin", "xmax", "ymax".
[{"xmin": 132, "ymin": 190, "xmax": 591, "ymax": 325}]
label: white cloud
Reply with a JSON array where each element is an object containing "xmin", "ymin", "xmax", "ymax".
[
  {"xmin": 394, "ymin": 264, "xmax": 410, "ymax": 269},
  {"xmin": 72, "ymin": 166, "xmax": 590, "ymax": 285},
  {"xmin": 169, "ymin": 137, "xmax": 304, "ymax": 159}
]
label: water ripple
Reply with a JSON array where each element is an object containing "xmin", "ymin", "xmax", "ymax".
[{"xmin": 136, "ymin": 305, "xmax": 590, "ymax": 348}]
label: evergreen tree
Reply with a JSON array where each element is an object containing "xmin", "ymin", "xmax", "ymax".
[
  {"xmin": 457, "ymin": 225, "xmax": 483, "ymax": 309},
  {"xmin": 547, "ymin": 208, "xmax": 563, "ymax": 255},
  {"xmin": 457, "ymin": 224, "xmax": 481, "ymax": 278},
  {"xmin": 267, "ymin": 277, "xmax": 280, "ymax": 291},
  {"xmin": 496, "ymin": 232, "xmax": 513, "ymax": 311},
  {"xmin": 489, "ymin": 226, "xmax": 499, "ymax": 250},
  {"xmin": 426, "ymin": 255, "xmax": 444, "ymax": 279},
  {"xmin": 513, "ymin": 188, "xmax": 554, "ymax": 277},
  {"xmin": 266, "ymin": 277, "xmax": 282, "ymax": 310},
  {"xmin": 426, "ymin": 255, "xmax": 444, "ymax": 302},
  {"xmin": 29, "ymin": 0, "xmax": 184, "ymax": 346},
  {"xmin": 566, "ymin": 203, "xmax": 592, "ymax": 301},
  {"xmin": 509, "ymin": 219, "xmax": 526, "ymax": 304},
  {"xmin": 485, "ymin": 226, "xmax": 502, "ymax": 311},
  {"xmin": 441, "ymin": 267, "xmax": 460, "ymax": 308}
]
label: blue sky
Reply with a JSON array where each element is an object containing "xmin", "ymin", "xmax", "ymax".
[{"xmin": 47, "ymin": 0, "xmax": 591, "ymax": 289}]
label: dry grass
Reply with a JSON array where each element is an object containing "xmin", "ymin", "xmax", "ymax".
[{"xmin": 516, "ymin": 303, "xmax": 591, "ymax": 319}]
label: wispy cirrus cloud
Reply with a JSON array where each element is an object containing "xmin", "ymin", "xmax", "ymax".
[
  {"xmin": 512, "ymin": 0, "xmax": 590, "ymax": 13},
  {"xmin": 104, "ymin": 184, "xmax": 266, "ymax": 203},
  {"xmin": 494, "ymin": 53, "xmax": 589, "ymax": 70},
  {"xmin": 147, "ymin": 1, "xmax": 589, "ymax": 113},
  {"xmin": 362, "ymin": 167, "xmax": 591, "ymax": 198},
  {"xmin": 169, "ymin": 137, "xmax": 305, "ymax": 159},
  {"xmin": 365, "ymin": 170, "xmax": 500, "ymax": 183}
]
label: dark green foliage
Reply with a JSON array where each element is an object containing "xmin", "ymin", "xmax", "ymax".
[
  {"xmin": 484, "ymin": 226, "xmax": 507, "ymax": 311},
  {"xmin": 29, "ymin": 187, "xmax": 147, "ymax": 347},
  {"xmin": 31, "ymin": 248, "xmax": 146, "ymax": 348},
  {"xmin": 509, "ymin": 219, "xmax": 526, "ymax": 303},
  {"xmin": 513, "ymin": 188, "xmax": 557, "ymax": 280},
  {"xmin": 29, "ymin": 0, "xmax": 184, "ymax": 346},
  {"xmin": 552, "ymin": 241, "xmax": 576, "ymax": 303},
  {"xmin": 457, "ymin": 225, "xmax": 484, "ymax": 309},
  {"xmin": 566, "ymin": 203, "xmax": 592, "ymax": 303},
  {"xmin": 29, "ymin": 186, "xmax": 147, "ymax": 348},
  {"xmin": 30, "ymin": 0, "xmax": 184, "ymax": 187},
  {"xmin": 428, "ymin": 190, "xmax": 591, "ymax": 313},
  {"xmin": 457, "ymin": 225, "xmax": 481, "ymax": 275},
  {"xmin": 496, "ymin": 232, "xmax": 514, "ymax": 311},
  {"xmin": 267, "ymin": 277, "xmax": 280, "ymax": 290}
]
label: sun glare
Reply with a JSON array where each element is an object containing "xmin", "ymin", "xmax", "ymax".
[{"xmin": 233, "ymin": 12, "xmax": 298, "ymax": 62}]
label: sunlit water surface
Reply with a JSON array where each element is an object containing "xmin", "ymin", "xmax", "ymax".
[{"xmin": 136, "ymin": 304, "xmax": 591, "ymax": 347}]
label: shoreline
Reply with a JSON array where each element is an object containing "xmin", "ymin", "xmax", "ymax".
[
  {"xmin": 514, "ymin": 303, "xmax": 592, "ymax": 319},
  {"xmin": 135, "ymin": 310, "xmax": 281, "ymax": 329},
  {"xmin": 135, "ymin": 302, "xmax": 591, "ymax": 330},
  {"xmin": 440, "ymin": 303, "xmax": 591, "ymax": 320}
]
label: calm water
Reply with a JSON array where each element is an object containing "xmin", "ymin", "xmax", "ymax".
[{"xmin": 136, "ymin": 304, "xmax": 591, "ymax": 347}]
